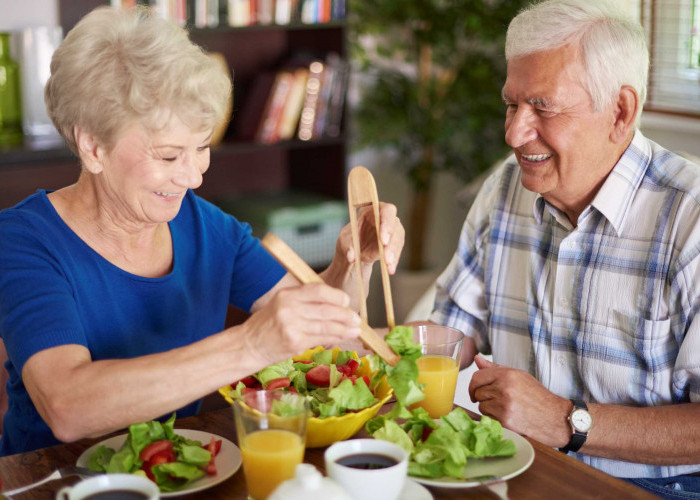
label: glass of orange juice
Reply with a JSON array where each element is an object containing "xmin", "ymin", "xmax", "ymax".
[
  {"xmin": 410, "ymin": 324, "xmax": 465, "ymax": 418},
  {"xmin": 234, "ymin": 390, "xmax": 309, "ymax": 500}
]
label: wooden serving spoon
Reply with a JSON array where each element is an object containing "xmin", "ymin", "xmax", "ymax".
[{"xmin": 261, "ymin": 233, "xmax": 399, "ymax": 366}]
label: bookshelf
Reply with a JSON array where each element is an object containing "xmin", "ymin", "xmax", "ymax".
[{"xmin": 0, "ymin": 0, "xmax": 348, "ymax": 208}]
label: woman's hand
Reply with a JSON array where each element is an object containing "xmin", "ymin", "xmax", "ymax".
[
  {"xmin": 243, "ymin": 283, "xmax": 362, "ymax": 365},
  {"xmin": 337, "ymin": 202, "xmax": 405, "ymax": 273},
  {"xmin": 321, "ymin": 202, "xmax": 405, "ymax": 308}
]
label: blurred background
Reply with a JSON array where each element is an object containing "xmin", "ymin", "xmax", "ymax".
[{"xmin": 0, "ymin": 0, "xmax": 699, "ymax": 331}]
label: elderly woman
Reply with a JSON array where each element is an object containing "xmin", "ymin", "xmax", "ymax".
[{"xmin": 0, "ymin": 6, "xmax": 404, "ymax": 456}]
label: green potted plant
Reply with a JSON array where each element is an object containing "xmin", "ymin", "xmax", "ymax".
[{"xmin": 349, "ymin": 0, "xmax": 529, "ymax": 273}]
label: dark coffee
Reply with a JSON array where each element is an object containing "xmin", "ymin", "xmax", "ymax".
[
  {"xmin": 83, "ymin": 490, "xmax": 149, "ymax": 500},
  {"xmin": 335, "ymin": 453, "xmax": 399, "ymax": 470}
]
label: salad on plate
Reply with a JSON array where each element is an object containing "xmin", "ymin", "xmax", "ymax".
[
  {"xmin": 364, "ymin": 326, "xmax": 517, "ymax": 480},
  {"xmin": 87, "ymin": 413, "xmax": 221, "ymax": 492}
]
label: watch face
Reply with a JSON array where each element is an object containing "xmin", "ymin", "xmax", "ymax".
[{"xmin": 571, "ymin": 409, "xmax": 593, "ymax": 432}]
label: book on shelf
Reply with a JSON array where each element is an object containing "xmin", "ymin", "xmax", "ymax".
[
  {"xmin": 115, "ymin": 0, "xmax": 345, "ymax": 27},
  {"xmin": 298, "ymin": 53, "xmax": 347, "ymax": 141},
  {"xmin": 191, "ymin": 0, "xmax": 221, "ymax": 27},
  {"xmin": 257, "ymin": 0, "xmax": 275, "ymax": 24},
  {"xmin": 297, "ymin": 59, "xmax": 324, "ymax": 141},
  {"xmin": 323, "ymin": 54, "xmax": 348, "ymax": 138},
  {"xmin": 228, "ymin": 0, "xmax": 251, "ymax": 26},
  {"xmin": 235, "ymin": 71, "xmax": 277, "ymax": 141},
  {"xmin": 255, "ymin": 71, "xmax": 294, "ymax": 144},
  {"xmin": 274, "ymin": 0, "xmax": 294, "ymax": 24},
  {"xmin": 277, "ymin": 67, "xmax": 310, "ymax": 140},
  {"xmin": 234, "ymin": 55, "xmax": 346, "ymax": 145}
]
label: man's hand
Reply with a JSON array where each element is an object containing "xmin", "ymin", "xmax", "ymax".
[{"xmin": 468, "ymin": 355, "xmax": 572, "ymax": 447}]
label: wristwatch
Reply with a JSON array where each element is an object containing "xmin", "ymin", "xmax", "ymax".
[{"xmin": 559, "ymin": 400, "xmax": 593, "ymax": 454}]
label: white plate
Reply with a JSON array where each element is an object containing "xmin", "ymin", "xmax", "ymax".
[
  {"xmin": 77, "ymin": 429, "xmax": 242, "ymax": 497},
  {"xmin": 411, "ymin": 428, "xmax": 534, "ymax": 489},
  {"xmin": 401, "ymin": 478, "xmax": 434, "ymax": 499}
]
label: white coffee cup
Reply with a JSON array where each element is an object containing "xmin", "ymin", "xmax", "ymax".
[
  {"xmin": 324, "ymin": 439, "xmax": 408, "ymax": 500},
  {"xmin": 56, "ymin": 474, "xmax": 160, "ymax": 500}
]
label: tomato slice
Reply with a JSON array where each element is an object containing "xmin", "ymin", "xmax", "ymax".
[
  {"xmin": 151, "ymin": 449, "xmax": 176, "ymax": 464},
  {"xmin": 139, "ymin": 440, "xmax": 173, "ymax": 462},
  {"xmin": 202, "ymin": 436, "xmax": 222, "ymax": 457},
  {"xmin": 141, "ymin": 448, "xmax": 176, "ymax": 480},
  {"xmin": 202, "ymin": 436, "xmax": 220, "ymax": 475},
  {"xmin": 232, "ymin": 376, "xmax": 259, "ymax": 388},
  {"xmin": 305, "ymin": 364, "xmax": 331, "ymax": 386},
  {"xmin": 345, "ymin": 359, "xmax": 360, "ymax": 376},
  {"xmin": 265, "ymin": 377, "xmax": 291, "ymax": 390},
  {"xmin": 205, "ymin": 460, "xmax": 217, "ymax": 475}
]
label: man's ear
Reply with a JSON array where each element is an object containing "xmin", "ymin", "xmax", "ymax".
[
  {"xmin": 610, "ymin": 85, "xmax": 638, "ymax": 144},
  {"xmin": 74, "ymin": 126, "xmax": 105, "ymax": 174}
]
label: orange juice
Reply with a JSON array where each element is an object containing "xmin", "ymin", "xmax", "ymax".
[
  {"xmin": 240, "ymin": 429, "xmax": 305, "ymax": 499},
  {"xmin": 412, "ymin": 354, "xmax": 459, "ymax": 418}
]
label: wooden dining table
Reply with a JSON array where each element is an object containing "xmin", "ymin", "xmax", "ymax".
[{"xmin": 0, "ymin": 401, "xmax": 660, "ymax": 500}]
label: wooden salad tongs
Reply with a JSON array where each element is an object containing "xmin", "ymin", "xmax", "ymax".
[
  {"xmin": 347, "ymin": 165, "xmax": 396, "ymax": 331},
  {"xmin": 261, "ymin": 233, "xmax": 400, "ymax": 366}
]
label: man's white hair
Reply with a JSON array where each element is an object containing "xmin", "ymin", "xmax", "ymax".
[{"xmin": 506, "ymin": 0, "xmax": 648, "ymax": 123}]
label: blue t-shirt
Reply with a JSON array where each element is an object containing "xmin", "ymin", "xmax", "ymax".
[{"xmin": 0, "ymin": 190, "xmax": 286, "ymax": 456}]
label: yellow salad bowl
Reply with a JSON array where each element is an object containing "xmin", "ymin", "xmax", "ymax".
[{"xmin": 219, "ymin": 346, "xmax": 393, "ymax": 447}]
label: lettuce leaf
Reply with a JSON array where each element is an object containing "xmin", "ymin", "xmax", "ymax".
[
  {"xmin": 335, "ymin": 350, "xmax": 356, "ymax": 366},
  {"xmin": 177, "ymin": 444, "xmax": 211, "ymax": 467},
  {"xmin": 87, "ymin": 445, "xmax": 115, "ymax": 472},
  {"xmin": 152, "ymin": 462, "xmax": 205, "ymax": 492},
  {"xmin": 328, "ymin": 378, "xmax": 377, "ymax": 410},
  {"xmin": 384, "ymin": 325, "xmax": 422, "ymax": 360},
  {"xmin": 372, "ymin": 419, "xmax": 414, "ymax": 454},
  {"xmin": 386, "ymin": 358, "xmax": 425, "ymax": 407},
  {"xmin": 256, "ymin": 359, "xmax": 294, "ymax": 386},
  {"xmin": 312, "ymin": 349, "xmax": 333, "ymax": 365},
  {"xmin": 368, "ymin": 326, "xmax": 425, "ymax": 411},
  {"xmin": 105, "ymin": 443, "xmax": 138, "ymax": 473}
]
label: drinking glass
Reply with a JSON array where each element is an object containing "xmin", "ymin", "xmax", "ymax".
[
  {"xmin": 234, "ymin": 390, "xmax": 310, "ymax": 500},
  {"xmin": 410, "ymin": 324, "xmax": 465, "ymax": 418}
]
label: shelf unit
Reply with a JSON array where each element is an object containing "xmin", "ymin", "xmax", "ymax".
[{"xmin": 0, "ymin": 0, "xmax": 347, "ymax": 209}]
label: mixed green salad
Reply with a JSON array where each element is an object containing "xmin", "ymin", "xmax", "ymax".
[
  {"xmin": 224, "ymin": 347, "xmax": 381, "ymax": 418},
  {"xmin": 364, "ymin": 326, "xmax": 517, "ymax": 479},
  {"xmin": 87, "ymin": 413, "xmax": 221, "ymax": 492}
]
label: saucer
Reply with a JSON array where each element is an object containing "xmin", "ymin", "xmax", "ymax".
[{"xmin": 401, "ymin": 478, "xmax": 433, "ymax": 500}]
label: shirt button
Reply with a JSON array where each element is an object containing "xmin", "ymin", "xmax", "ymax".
[
  {"xmin": 557, "ymin": 356, "xmax": 567, "ymax": 366},
  {"xmin": 559, "ymin": 296, "xmax": 569, "ymax": 306}
]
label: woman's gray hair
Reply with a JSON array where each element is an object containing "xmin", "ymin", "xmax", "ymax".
[
  {"xmin": 506, "ymin": 0, "xmax": 648, "ymax": 123},
  {"xmin": 45, "ymin": 6, "xmax": 232, "ymax": 155}
]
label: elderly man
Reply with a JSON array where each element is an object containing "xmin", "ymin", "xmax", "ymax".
[{"xmin": 431, "ymin": 1, "xmax": 700, "ymax": 497}]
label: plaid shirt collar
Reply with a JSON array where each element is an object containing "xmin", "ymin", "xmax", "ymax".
[{"xmin": 532, "ymin": 130, "xmax": 651, "ymax": 235}]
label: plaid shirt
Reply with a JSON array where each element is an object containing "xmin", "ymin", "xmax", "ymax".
[{"xmin": 431, "ymin": 131, "xmax": 700, "ymax": 478}]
